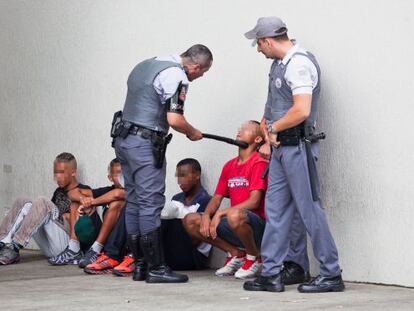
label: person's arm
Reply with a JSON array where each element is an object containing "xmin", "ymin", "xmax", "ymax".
[
  {"xmin": 270, "ymin": 94, "xmax": 312, "ymax": 134},
  {"xmin": 155, "ymin": 67, "xmax": 203, "ymax": 141},
  {"xmin": 259, "ymin": 117, "xmax": 272, "ymax": 159},
  {"xmin": 209, "ymin": 190, "xmax": 263, "ymax": 240},
  {"xmin": 269, "ymin": 56, "xmax": 316, "ymax": 146},
  {"xmin": 167, "ymin": 113, "xmax": 202, "ymax": 141},
  {"xmin": 68, "ymin": 188, "xmax": 92, "ymax": 203},
  {"xmin": 216, "ymin": 190, "xmax": 263, "ymax": 216},
  {"xmin": 203, "ymin": 195, "xmax": 223, "ymax": 218},
  {"xmin": 82, "ymin": 189, "xmax": 125, "ymax": 208},
  {"xmin": 200, "ymin": 194, "xmax": 223, "ymax": 238}
]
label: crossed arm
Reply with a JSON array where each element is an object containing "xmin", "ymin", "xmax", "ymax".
[{"xmin": 68, "ymin": 188, "xmax": 125, "ymax": 215}]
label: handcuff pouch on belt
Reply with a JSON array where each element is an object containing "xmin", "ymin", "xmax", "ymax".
[{"xmin": 111, "ymin": 111, "xmax": 132, "ymax": 147}]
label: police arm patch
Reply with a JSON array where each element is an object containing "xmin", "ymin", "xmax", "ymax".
[{"xmin": 166, "ymin": 82, "xmax": 187, "ymax": 114}]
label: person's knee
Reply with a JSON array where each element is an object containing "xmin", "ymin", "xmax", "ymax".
[
  {"xmin": 183, "ymin": 213, "xmax": 200, "ymax": 232},
  {"xmin": 227, "ymin": 209, "xmax": 247, "ymax": 229},
  {"xmin": 32, "ymin": 197, "xmax": 54, "ymax": 213}
]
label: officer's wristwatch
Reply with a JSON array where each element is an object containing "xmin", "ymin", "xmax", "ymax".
[{"xmin": 267, "ymin": 123, "xmax": 277, "ymax": 135}]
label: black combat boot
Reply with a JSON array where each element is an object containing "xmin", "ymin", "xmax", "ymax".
[
  {"xmin": 140, "ymin": 227, "xmax": 188, "ymax": 283},
  {"xmin": 282, "ymin": 261, "xmax": 311, "ymax": 285},
  {"xmin": 127, "ymin": 234, "xmax": 147, "ymax": 281},
  {"xmin": 297, "ymin": 274, "xmax": 345, "ymax": 293},
  {"xmin": 243, "ymin": 272, "xmax": 284, "ymax": 292}
]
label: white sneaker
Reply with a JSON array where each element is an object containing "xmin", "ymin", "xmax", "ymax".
[
  {"xmin": 215, "ymin": 256, "xmax": 245, "ymax": 276},
  {"xmin": 234, "ymin": 258, "xmax": 262, "ymax": 279}
]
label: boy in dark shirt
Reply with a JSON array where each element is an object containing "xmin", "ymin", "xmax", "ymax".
[
  {"xmin": 0, "ymin": 152, "xmax": 89, "ymax": 265},
  {"xmin": 160, "ymin": 158, "xmax": 212, "ymax": 271},
  {"xmin": 76, "ymin": 159, "xmax": 128, "ymax": 274}
]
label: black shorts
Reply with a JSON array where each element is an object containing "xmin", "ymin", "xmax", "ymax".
[
  {"xmin": 161, "ymin": 219, "xmax": 209, "ymax": 270},
  {"xmin": 216, "ymin": 210, "xmax": 265, "ymax": 249}
]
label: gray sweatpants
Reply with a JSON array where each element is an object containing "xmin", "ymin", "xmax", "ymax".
[
  {"xmin": 261, "ymin": 142, "xmax": 341, "ymax": 277},
  {"xmin": 115, "ymin": 134, "xmax": 166, "ymax": 236},
  {"xmin": 0, "ymin": 197, "xmax": 69, "ymax": 258}
]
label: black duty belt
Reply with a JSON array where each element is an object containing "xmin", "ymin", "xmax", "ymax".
[
  {"xmin": 129, "ymin": 125, "xmax": 165, "ymax": 141},
  {"xmin": 277, "ymin": 124, "xmax": 305, "ymax": 146}
]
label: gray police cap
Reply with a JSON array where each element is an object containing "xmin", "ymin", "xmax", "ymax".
[{"xmin": 244, "ymin": 16, "xmax": 288, "ymax": 40}]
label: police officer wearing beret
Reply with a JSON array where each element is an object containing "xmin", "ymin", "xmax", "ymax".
[
  {"xmin": 243, "ymin": 17, "xmax": 345, "ymax": 293},
  {"xmin": 114, "ymin": 44, "xmax": 212, "ymax": 283}
]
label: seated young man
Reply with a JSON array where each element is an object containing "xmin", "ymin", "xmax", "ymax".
[
  {"xmin": 83, "ymin": 159, "xmax": 134, "ymax": 276},
  {"xmin": 48, "ymin": 158, "xmax": 126, "ymax": 269},
  {"xmin": 183, "ymin": 121, "xmax": 268, "ymax": 279},
  {"xmin": 0, "ymin": 152, "xmax": 89, "ymax": 265},
  {"xmin": 160, "ymin": 158, "xmax": 212, "ymax": 271}
]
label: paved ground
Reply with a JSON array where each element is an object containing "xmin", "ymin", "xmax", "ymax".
[{"xmin": 0, "ymin": 250, "xmax": 413, "ymax": 311}]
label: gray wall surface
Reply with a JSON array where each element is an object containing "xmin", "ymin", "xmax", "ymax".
[{"xmin": 0, "ymin": 0, "xmax": 413, "ymax": 286}]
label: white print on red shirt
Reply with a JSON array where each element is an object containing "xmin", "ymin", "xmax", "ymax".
[{"xmin": 228, "ymin": 177, "xmax": 249, "ymax": 188}]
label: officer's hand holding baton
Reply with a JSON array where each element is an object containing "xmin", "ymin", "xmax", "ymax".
[{"xmin": 186, "ymin": 128, "xmax": 203, "ymax": 141}]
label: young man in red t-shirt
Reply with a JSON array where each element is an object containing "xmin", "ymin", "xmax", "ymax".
[{"xmin": 183, "ymin": 120, "xmax": 267, "ymax": 279}]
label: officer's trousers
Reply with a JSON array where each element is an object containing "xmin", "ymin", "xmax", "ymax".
[
  {"xmin": 261, "ymin": 142, "xmax": 341, "ymax": 277},
  {"xmin": 115, "ymin": 135, "xmax": 166, "ymax": 236}
]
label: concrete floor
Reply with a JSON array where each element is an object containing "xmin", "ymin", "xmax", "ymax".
[{"xmin": 0, "ymin": 251, "xmax": 413, "ymax": 311}]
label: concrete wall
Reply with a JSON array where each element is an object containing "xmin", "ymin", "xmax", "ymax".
[{"xmin": 1, "ymin": 0, "xmax": 413, "ymax": 287}]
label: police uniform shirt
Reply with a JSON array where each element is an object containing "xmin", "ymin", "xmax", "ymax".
[
  {"xmin": 153, "ymin": 54, "xmax": 189, "ymax": 103},
  {"xmin": 278, "ymin": 42, "xmax": 319, "ymax": 95}
]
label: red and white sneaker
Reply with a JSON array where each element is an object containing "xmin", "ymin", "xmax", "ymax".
[
  {"xmin": 234, "ymin": 256, "xmax": 262, "ymax": 279},
  {"xmin": 215, "ymin": 254, "xmax": 245, "ymax": 276}
]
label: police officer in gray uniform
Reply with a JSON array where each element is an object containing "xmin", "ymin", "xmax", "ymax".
[
  {"xmin": 114, "ymin": 44, "xmax": 212, "ymax": 283},
  {"xmin": 243, "ymin": 17, "xmax": 345, "ymax": 293}
]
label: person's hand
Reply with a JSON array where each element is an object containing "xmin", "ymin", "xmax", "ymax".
[
  {"xmin": 187, "ymin": 128, "xmax": 203, "ymax": 141},
  {"xmin": 78, "ymin": 205, "xmax": 85, "ymax": 215},
  {"xmin": 209, "ymin": 212, "xmax": 222, "ymax": 240},
  {"xmin": 80, "ymin": 196, "xmax": 94, "ymax": 208},
  {"xmin": 77, "ymin": 204, "xmax": 95, "ymax": 216},
  {"xmin": 259, "ymin": 142, "xmax": 272, "ymax": 160},
  {"xmin": 269, "ymin": 133, "xmax": 280, "ymax": 148},
  {"xmin": 200, "ymin": 214, "xmax": 211, "ymax": 238}
]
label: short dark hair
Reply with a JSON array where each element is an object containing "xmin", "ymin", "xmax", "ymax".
[
  {"xmin": 108, "ymin": 158, "xmax": 121, "ymax": 173},
  {"xmin": 249, "ymin": 120, "xmax": 260, "ymax": 126},
  {"xmin": 176, "ymin": 158, "xmax": 201, "ymax": 173},
  {"xmin": 109, "ymin": 158, "xmax": 120, "ymax": 168},
  {"xmin": 55, "ymin": 152, "xmax": 77, "ymax": 169},
  {"xmin": 181, "ymin": 44, "xmax": 213, "ymax": 68}
]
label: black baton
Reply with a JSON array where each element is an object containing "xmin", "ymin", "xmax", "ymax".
[
  {"xmin": 202, "ymin": 133, "xmax": 248, "ymax": 149},
  {"xmin": 304, "ymin": 131, "xmax": 325, "ymax": 201}
]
